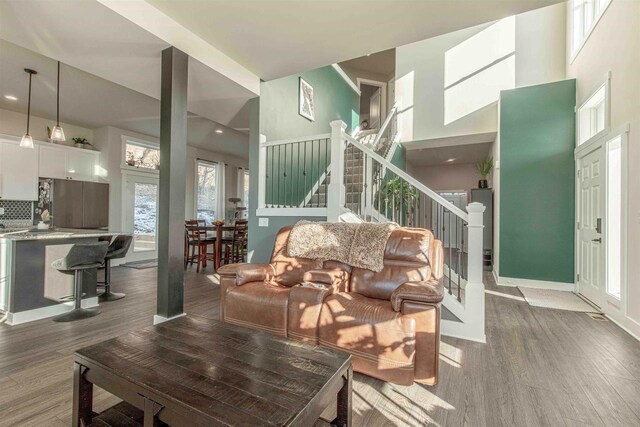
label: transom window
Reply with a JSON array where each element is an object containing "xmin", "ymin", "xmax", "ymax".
[
  {"xmin": 577, "ymin": 79, "xmax": 609, "ymax": 146},
  {"xmin": 124, "ymin": 139, "xmax": 160, "ymax": 170},
  {"xmin": 571, "ymin": 0, "xmax": 612, "ymax": 58}
]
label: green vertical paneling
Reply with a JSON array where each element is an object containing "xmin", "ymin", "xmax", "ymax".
[
  {"xmin": 499, "ymin": 79, "xmax": 576, "ymax": 283},
  {"xmin": 248, "ymin": 66, "xmax": 360, "ymax": 262}
]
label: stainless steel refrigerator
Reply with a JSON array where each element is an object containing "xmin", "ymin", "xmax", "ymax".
[{"xmin": 41, "ymin": 179, "xmax": 109, "ymax": 229}]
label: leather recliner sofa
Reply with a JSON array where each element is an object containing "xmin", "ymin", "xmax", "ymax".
[{"xmin": 218, "ymin": 225, "xmax": 444, "ymax": 386}]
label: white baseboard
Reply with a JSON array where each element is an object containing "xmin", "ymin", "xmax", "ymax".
[
  {"xmin": 495, "ymin": 274, "xmax": 575, "ymax": 292},
  {"xmin": 441, "ymin": 318, "xmax": 486, "ymax": 343},
  {"xmin": 604, "ymin": 312, "xmax": 640, "ymax": 342},
  {"xmin": 153, "ymin": 312, "xmax": 186, "ymax": 325},
  {"xmin": 6, "ymin": 297, "xmax": 99, "ymax": 325}
]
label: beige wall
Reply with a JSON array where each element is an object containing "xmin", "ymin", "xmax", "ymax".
[
  {"xmin": 566, "ymin": 0, "xmax": 640, "ymax": 328},
  {"xmin": 395, "ymin": 3, "xmax": 566, "ymax": 144},
  {"xmin": 410, "ymin": 163, "xmax": 481, "ymax": 194},
  {"xmin": 0, "ymin": 108, "xmax": 93, "ymax": 145}
]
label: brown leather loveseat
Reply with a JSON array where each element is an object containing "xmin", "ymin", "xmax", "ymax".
[{"xmin": 218, "ymin": 225, "xmax": 444, "ymax": 386}]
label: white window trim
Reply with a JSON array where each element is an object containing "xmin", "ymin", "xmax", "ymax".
[
  {"xmin": 121, "ymin": 135, "xmax": 160, "ymax": 174},
  {"xmin": 576, "ymin": 72, "xmax": 611, "ymax": 147},
  {"xmin": 570, "ymin": 0, "xmax": 613, "ymax": 63},
  {"xmin": 194, "ymin": 158, "xmax": 220, "ymax": 221}
]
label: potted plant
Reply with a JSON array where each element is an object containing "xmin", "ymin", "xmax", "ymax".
[
  {"xmin": 381, "ymin": 176, "xmax": 418, "ymax": 226},
  {"xmin": 476, "ymin": 155, "xmax": 493, "ymax": 189},
  {"xmin": 72, "ymin": 137, "xmax": 92, "ymax": 149}
]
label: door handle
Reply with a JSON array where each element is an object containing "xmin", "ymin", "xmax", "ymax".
[
  {"xmin": 592, "ymin": 238, "xmax": 602, "ymax": 243},
  {"xmin": 595, "ymin": 218, "xmax": 602, "ymax": 234}
]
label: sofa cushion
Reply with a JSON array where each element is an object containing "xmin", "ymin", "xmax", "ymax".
[
  {"xmin": 270, "ymin": 226, "xmax": 322, "ymax": 287},
  {"xmin": 224, "ymin": 281, "xmax": 290, "ymax": 337},
  {"xmin": 318, "ymin": 292, "xmax": 416, "ymax": 385},
  {"xmin": 350, "ymin": 227, "xmax": 433, "ymax": 300}
]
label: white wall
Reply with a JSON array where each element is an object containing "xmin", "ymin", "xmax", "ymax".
[
  {"xmin": 566, "ymin": 0, "xmax": 640, "ymax": 332},
  {"xmin": 0, "ymin": 108, "xmax": 93, "ymax": 146},
  {"xmin": 395, "ymin": 3, "xmax": 566, "ymax": 144}
]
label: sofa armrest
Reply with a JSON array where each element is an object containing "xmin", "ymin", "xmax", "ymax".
[
  {"xmin": 218, "ymin": 263, "xmax": 275, "ymax": 286},
  {"xmin": 303, "ymin": 268, "xmax": 350, "ymax": 292},
  {"xmin": 390, "ymin": 279, "xmax": 444, "ymax": 312}
]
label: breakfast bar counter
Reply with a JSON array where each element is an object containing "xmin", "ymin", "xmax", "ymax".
[{"xmin": 0, "ymin": 229, "xmax": 128, "ymax": 325}]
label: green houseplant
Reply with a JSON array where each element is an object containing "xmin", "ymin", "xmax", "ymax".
[
  {"xmin": 72, "ymin": 137, "xmax": 92, "ymax": 149},
  {"xmin": 476, "ymin": 155, "xmax": 493, "ymax": 189},
  {"xmin": 381, "ymin": 176, "xmax": 418, "ymax": 226}
]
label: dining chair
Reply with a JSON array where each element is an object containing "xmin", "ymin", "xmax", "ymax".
[
  {"xmin": 184, "ymin": 222, "xmax": 215, "ymax": 272},
  {"xmin": 223, "ymin": 219, "xmax": 248, "ymax": 264}
]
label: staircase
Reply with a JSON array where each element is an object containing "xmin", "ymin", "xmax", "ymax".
[{"xmin": 258, "ymin": 112, "xmax": 486, "ymax": 343}]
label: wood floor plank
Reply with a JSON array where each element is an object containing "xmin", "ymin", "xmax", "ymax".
[{"xmin": 1, "ymin": 267, "xmax": 640, "ymax": 426}]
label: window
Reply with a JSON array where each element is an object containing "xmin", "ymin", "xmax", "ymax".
[
  {"xmin": 606, "ymin": 135, "xmax": 622, "ymax": 299},
  {"xmin": 577, "ymin": 79, "xmax": 609, "ymax": 146},
  {"xmin": 571, "ymin": 0, "xmax": 612, "ymax": 57},
  {"xmin": 133, "ymin": 182, "xmax": 158, "ymax": 252},
  {"xmin": 195, "ymin": 160, "xmax": 218, "ymax": 224},
  {"xmin": 242, "ymin": 169, "xmax": 250, "ymax": 208},
  {"xmin": 124, "ymin": 139, "xmax": 160, "ymax": 170}
]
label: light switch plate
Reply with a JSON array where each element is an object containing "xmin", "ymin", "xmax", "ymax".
[{"xmin": 258, "ymin": 217, "xmax": 269, "ymax": 227}]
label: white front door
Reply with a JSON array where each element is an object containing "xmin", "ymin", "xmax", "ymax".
[
  {"xmin": 122, "ymin": 172, "xmax": 160, "ymax": 261},
  {"xmin": 577, "ymin": 145, "xmax": 605, "ymax": 307}
]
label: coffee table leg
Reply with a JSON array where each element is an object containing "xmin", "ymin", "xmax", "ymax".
[
  {"xmin": 72, "ymin": 362, "xmax": 93, "ymax": 427},
  {"xmin": 333, "ymin": 366, "xmax": 353, "ymax": 427}
]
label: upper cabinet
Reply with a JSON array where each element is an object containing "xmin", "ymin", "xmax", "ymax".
[
  {"xmin": 38, "ymin": 144, "xmax": 99, "ymax": 182},
  {"xmin": 0, "ymin": 140, "xmax": 39, "ymax": 201}
]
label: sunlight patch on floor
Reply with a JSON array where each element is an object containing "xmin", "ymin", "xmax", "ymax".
[{"xmin": 485, "ymin": 289, "xmax": 525, "ymax": 301}]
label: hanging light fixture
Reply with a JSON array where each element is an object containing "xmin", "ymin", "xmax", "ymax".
[
  {"xmin": 50, "ymin": 61, "xmax": 65, "ymax": 142},
  {"xmin": 20, "ymin": 68, "xmax": 37, "ymax": 149}
]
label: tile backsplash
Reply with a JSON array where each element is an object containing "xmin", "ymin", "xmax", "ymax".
[{"xmin": 0, "ymin": 200, "xmax": 34, "ymax": 228}]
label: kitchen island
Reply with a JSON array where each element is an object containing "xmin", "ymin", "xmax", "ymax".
[{"xmin": 0, "ymin": 228, "xmax": 128, "ymax": 325}]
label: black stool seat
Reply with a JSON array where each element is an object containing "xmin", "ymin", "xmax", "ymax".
[
  {"xmin": 99, "ymin": 235, "xmax": 133, "ymax": 302},
  {"xmin": 52, "ymin": 241, "xmax": 109, "ymax": 322}
]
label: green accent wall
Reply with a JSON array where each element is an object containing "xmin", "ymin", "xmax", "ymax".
[
  {"xmin": 499, "ymin": 79, "xmax": 576, "ymax": 283},
  {"xmin": 248, "ymin": 66, "xmax": 360, "ymax": 262}
]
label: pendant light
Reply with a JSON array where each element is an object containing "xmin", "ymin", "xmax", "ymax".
[
  {"xmin": 50, "ymin": 61, "xmax": 65, "ymax": 142},
  {"xmin": 20, "ymin": 68, "xmax": 37, "ymax": 149}
]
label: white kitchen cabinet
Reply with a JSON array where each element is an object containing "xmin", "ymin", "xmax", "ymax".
[
  {"xmin": 66, "ymin": 150, "xmax": 96, "ymax": 181},
  {"xmin": 38, "ymin": 145, "xmax": 68, "ymax": 180},
  {"xmin": 0, "ymin": 140, "xmax": 39, "ymax": 201},
  {"xmin": 38, "ymin": 144, "xmax": 99, "ymax": 182}
]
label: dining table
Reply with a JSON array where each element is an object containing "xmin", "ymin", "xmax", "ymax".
[{"xmin": 201, "ymin": 224, "xmax": 236, "ymax": 270}]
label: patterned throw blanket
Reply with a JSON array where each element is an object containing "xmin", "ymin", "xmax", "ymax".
[{"xmin": 287, "ymin": 220, "xmax": 396, "ymax": 272}]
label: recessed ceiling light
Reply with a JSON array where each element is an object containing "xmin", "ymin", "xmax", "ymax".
[
  {"xmin": 446, "ymin": 158, "xmax": 455, "ymax": 162},
  {"xmin": 215, "ymin": 129, "xmax": 223, "ymax": 134},
  {"xmin": 4, "ymin": 95, "xmax": 18, "ymax": 101}
]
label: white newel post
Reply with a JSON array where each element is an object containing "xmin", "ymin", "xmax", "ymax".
[
  {"xmin": 327, "ymin": 120, "xmax": 346, "ymax": 221},
  {"xmin": 258, "ymin": 134, "xmax": 267, "ymax": 209},
  {"xmin": 465, "ymin": 202, "xmax": 486, "ymax": 343}
]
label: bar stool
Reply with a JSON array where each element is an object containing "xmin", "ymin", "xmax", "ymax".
[
  {"xmin": 52, "ymin": 241, "xmax": 109, "ymax": 322},
  {"xmin": 99, "ymin": 235, "xmax": 133, "ymax": 302}
]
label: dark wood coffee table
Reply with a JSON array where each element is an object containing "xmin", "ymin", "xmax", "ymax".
[{"xmin": 73, "ymin": 315, "xmax": 352, "ymax": 427}]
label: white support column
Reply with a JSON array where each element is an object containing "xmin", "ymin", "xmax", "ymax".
[
  {"xmin": 258, "ymin": 134, "xmax": 267, "ymax": 208},
  {"xmin": 465, "ymin": 202, "xmax": 486, "ymax": 343},
  {"xmin": 327, "ymin": 120, "xmax": 346, "ymax": 221}
]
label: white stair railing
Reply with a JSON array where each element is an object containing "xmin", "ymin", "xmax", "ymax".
[{"xmin": 328, "ymin": 120, "xmax": 486, "ymax": 343}]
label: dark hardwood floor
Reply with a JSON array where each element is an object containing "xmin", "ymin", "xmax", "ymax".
[{"xmin": 1, "ymin": 266, "xmax": 640, "ymax": 426}]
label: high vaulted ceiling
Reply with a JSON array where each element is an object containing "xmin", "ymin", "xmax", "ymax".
[{"xmin": 144, "ymin": 0, "xmax": 563, "ymax": 80}]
